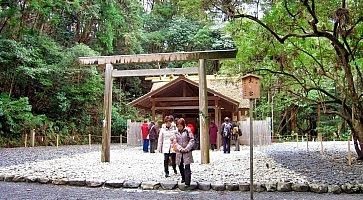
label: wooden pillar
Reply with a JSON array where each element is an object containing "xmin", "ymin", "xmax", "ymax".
[
  {"xmin": 214, "ymin": 98, "xmax": 219, "ymax": 150},
  {"xmin": 199, "ymin": 59, "xmax": 209, "ymax": 164},
  {"xmin": 31, "ymin": 129, "xmax": 35, "ymax": 147},
  {"xmin": 151, "ymin": 98, "xmax": 156, "ymax": 122},
  {"xmin": 217, "ymin": 107, "xmax": 222, "ymax": 149},
  {"xmin": 249, "ymin": 100, "xmax": 254, "ymax": 200},
  {"xmin": 102, "ymin": 64, "xmax": 113, "ymax": 162}
]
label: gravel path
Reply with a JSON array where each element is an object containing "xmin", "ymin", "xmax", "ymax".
[{"xmin": 0, "ymin": 142, "xmax": 362, "ymax": 185}]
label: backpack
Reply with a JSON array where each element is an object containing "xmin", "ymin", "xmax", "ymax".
[
  {"xmin": 186, "ymin": 130, "xmax": 197, "ymax": 151},
  {"xmin": 222, "ymin": 122, "xmax": 232, "ymax": 137}
]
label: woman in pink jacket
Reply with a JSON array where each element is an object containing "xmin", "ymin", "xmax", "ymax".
[{"xmin": 172, "ymin": 118, "xmax": 195, "ymax": 186}]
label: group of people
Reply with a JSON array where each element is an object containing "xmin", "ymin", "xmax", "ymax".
[
  {"xmin": 141, "ymin": 116, "xmax": 195, "ymax": 186},
  {"xmin": 140, "ymin": 115, "xmax": 241, "ymax": 186},
  {"xmin": 209, "ymin": 117, "xmax": 242, "ymax": 153}
]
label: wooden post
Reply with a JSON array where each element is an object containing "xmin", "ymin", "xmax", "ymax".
[
  {"xmin": 199, "ymin": 59, "xmax": 209, "ymax": 164},
  {"xmin": 319, "ymin": 131, "xmax": 323, "ymax": 154},
  {"xmin": 217, "ymin": 108, "xmax": 222, "ymax": 149},
  {"xmin": 56, "ymin": 134, "xmax": 59, "ymax": 148},
  {"xmin": 120, "ymin": 134, "xmax": 122, "ymax": 144},
  {"xmin": 214, "ymin": 99, "xmax": 219, "ymax": 151},
  {"xmin": 31, "ymin": 129, "xmax": 35, "ymax": 147},
  {"xmin": 89, "ymin": 134, "xmax": 92, "ymax": 147},
  {"xmin": 306, "ymin": 134, "xmax": 309, "ymax": 152},
  {"xmin": 249, "ymin": 100, "xmax": 254, "ymax": 200},
  {"xmin": 348, "ymin": 135, "xmax": 352, "ymax": 166},
  {"xmin": 24, "ymin": 134, "xmax": 28, "ymax": 147},
  {"xmin": 102, "ymin": 64, "xmax": 113, "ymax": 162},
  {"xmin": 296, "ymin": 134, "xmax": 299, "ymax": 148}
]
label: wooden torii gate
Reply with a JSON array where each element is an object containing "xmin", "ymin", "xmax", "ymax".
[{"xmin": 79, "ymin": 49, "xmax": 237, "ymax": 163}]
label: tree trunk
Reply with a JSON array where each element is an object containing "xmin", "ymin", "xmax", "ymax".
[{"xmin": 352, "ymin": 120, "xmax": 363, "ymax": 160}]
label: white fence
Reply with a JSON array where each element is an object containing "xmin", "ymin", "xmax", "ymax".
[
  {"xmin": 126, "ymin": 120, "xmax": 143, "ymax": 146},
  {"xmin": 239, "ymin": 117, "xmax": 272, "ymax": 146}
]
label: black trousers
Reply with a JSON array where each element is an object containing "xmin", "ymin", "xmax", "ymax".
[
  {"xmin": 178, "ymin": 155, "xmax": 191, "ymax": 185},
  {"xmin": 164, "ymin": 153, "xmax": 176, "ymax": 175},
  {"xmin": 223, "ymin": 137, "xmax": 231, "ymax": 153},
  {"xmin": 149, "ymin": 139, "xmax": 157, "ymax": 153}
]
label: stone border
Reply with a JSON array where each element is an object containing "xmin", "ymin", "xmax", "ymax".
[{"xmin": 1, "ymin": 174, "xmax": 363, "ymax": 194}]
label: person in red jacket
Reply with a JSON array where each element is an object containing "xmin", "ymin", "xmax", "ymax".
[
  {"xmin": 209, "ymin": 120, "xmax": 218, "ymax": 150},
  {"xmin": 140, "ymin": 120, "xmax": 149, "ymax": 152},
  {"xmin": 187, "ymin": 123, "xmax": 195, "ymax": 135}
]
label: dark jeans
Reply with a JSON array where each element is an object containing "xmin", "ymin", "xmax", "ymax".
[
  {"xmin": 143, "ymin": 139, "xmax": 149, "ymax": 152},
  {"xmin": 223, "ymin": 137, "xmax": 230, "ymax": 153},
  {"xmin": 178, "ymin": 155, "xmax": 191, "ymax": 185},
  {"xmin": 164, "ymin": 153, "xmax": 176, "ymax": 176},
  {"xmin": 210, "ymin": 144, "xmax": 217, "ymax": 151},
  {"xmin": 149, "ymin": 139, "xmax": 157, "ymax": 153}
]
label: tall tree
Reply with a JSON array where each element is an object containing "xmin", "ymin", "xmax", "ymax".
[{"xmin": 203, "ymin": 0, "xmax": 363, "ymax": 158}]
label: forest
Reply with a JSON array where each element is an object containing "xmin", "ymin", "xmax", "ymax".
[{"xmin": 0, "ymin": 0, "xmax": 362, "ymax": 158}]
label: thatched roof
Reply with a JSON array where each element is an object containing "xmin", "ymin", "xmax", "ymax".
[{"xmin": 149, "ymin": 75, "xmax": 250, "ymax": 109}]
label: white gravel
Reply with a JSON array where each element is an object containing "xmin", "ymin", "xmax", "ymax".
[{"xmin": 0, "ymin": 141, "xmax": 362, "ymax": 185}]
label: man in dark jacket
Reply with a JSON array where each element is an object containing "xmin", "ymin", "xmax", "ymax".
[
  {"xmin": 148, "ymin": 121, "xmax": 158, "ymax": 153},
  {"xmin": 221, "ymin": 117, "xmax": 232, "ymax": 153}
]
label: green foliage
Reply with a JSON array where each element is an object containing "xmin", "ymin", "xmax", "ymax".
[{"xmin": 0, "ymin": 93, "xmax": 43, "ymax": 138}]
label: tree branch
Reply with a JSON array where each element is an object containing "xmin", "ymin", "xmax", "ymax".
[
  {"xmin": 301, "ymin": 0, "xmax": 319, "ymax": 24},
  {"xmin": 251, "ymin": 68, "xmax": 307, "ymax": 91},
  {"xmin": 346, "ymin": 16, "xmax": 363, "ymax": 36},
  {"xmin": 306, "ymin": 87, "xmax": 342, "ymax": 104},
  {"xmin": 284, "ymin": 0, "xmax": 299, "ymax": 18},
  {"xmin": 233, "ymin": 14, "xmax": 318, "ymax": 43}
]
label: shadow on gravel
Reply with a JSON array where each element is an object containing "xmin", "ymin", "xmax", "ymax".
[
  {"xmin": 0, "ymin": 145, "xmax": 103, "ymax": 167},
  {"xmin": 261, "ymin": 142, "xmax": 363, "ymax": 185}
]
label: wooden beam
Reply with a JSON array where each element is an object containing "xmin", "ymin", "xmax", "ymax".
[
  {"xmin": 79, "ymin": 49, "xmax": 237, "ymax": 65},
  {"xmin": 155, "ymin": 106, "xmax": 215, "ymax": 110},
  {"xmin": 112, "ymin": 67, "xmax": 198, "ymax": 77},
  {"xmin": 154, "ymin": 96, "xmax": 219, "ymax": 102},
  {"xmin": 101, "ymin": 64, "xmax": 113, "ymax": 162}
]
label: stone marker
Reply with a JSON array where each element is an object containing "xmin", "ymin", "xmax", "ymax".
[
  {"xmin": 86, "ymin": 179, "xmax": 105, "ymax": 187},
  {"xmin": 309, "ymin": 183, "xmax": 328, "ymax": 193},
  {"xmin": 105, "ymin": 180, "xmax": 124, "ymax": 188},
  {"xmin": 291, "ymin": 183, "xmax": 309, "ymax": 192},
  {"xmin": 123, "ymin": 180, "xmax": 141, "ymax": 188},
  {"xmin": 160, "ymin": 181, "xmax": 178, "ymax": 190},
  {"xmin": 68, "ymin": 178, "xmax": 86, "ymax": 186},
  {"xmin": 178, "ymin": 182, "xmax": 198, "ymax": 191},
  {"xmin": 211, "ymin": 182, "xmax": 225, "ymax": 191},
  {"xmin": 239, "ymin": 182, "xmax": 250, "ymax": 191},
  {"xmin": 265, "ymin": 182, "xmax": 277, "ymax": 192},
  {"xmin": 198, "ymin": 182, "xmax": 211, "ymax": 191},
  {"xmin": 141, "ymin": 181, "xmax": 160, "ymax": 190},
  {"xmin": 226, "ymin": 183, "xmax": 239, "ymax": 191},
  {"xmin": 277, "ymin": 182, "xmax": 292, "ymax": 192},
  {"xmin": 328, "ymin": 185, "xmax": 342, "ymax": 194}
]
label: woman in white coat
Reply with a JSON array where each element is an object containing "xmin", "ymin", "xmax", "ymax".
[{"xmin": 157, "ymin": 115, "xmax": 178, "ymax": 177}]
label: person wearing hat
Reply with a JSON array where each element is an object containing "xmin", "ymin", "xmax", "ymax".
[{"xmin": 220, "ymin": 117, "xmax": 232, "ymax": 153}]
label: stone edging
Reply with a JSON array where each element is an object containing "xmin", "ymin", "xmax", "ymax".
[{"xmin": 1, "ymin": 174, "xmax": 363, "ymax": 194}]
